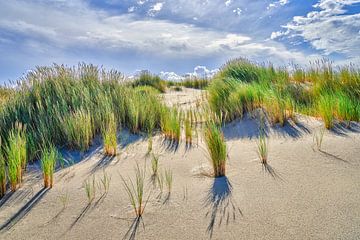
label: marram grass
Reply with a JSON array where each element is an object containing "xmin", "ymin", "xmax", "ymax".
[
  {"xmin": 203, "ymin": 121, "xmax": 227, "ymax": 177},
  {"xmin": 40, "ymin": 145, "xmax": 59, "ymax": 188}
]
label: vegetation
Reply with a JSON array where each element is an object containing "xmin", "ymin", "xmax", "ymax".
[
  {"xmin": 257, "ymin": 128, "xmax": 268, "ymax": 165},
  {"xmin": 40, "ymin": 145, "xmax": 59, "ymax": 188},
  {"xmin": 84, "ymin": 176, "xmax": 96, "ymax": 204},
  {"xmin": 99, "ymin": 170, "xmax": 111, "ymax": 195},
  {"xmin": 132, "ymin": 71, "xmax": 166, "ymax": 93},
  {"xmin": 203, "ymin": 121, "xmax": 227, "ymax": 177},
  {"xmin": 208, "ymin": 58, "xmax": 360, "ymax": 129},
  {"xmin": 151, "ymin": 154, "xmax": 159, "ymax": 176},
  {"xmin": 121, "ymin": 164, "xmax": 149, "ymax": 218},
  {"xmin": 0, "ymin": 151, "xmax": 6, "ymax": 198},
  {"xmin": 313, "ymin": 127, "xmax": 325, "ymax": 151},
  {"xmin": 101, "ymin": 112, "xmax": 117, "ymax": 156}
]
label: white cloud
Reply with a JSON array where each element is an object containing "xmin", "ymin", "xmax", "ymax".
[
  {"xmin": 159, "ymin": 66, "xmax": 219, "ymax": 81},
  {"xmin": 233, "ymin": 8, "xmax": 242, "ymax": 16},
  {"xmin": 225, "ymin": 0, "xmax": 233, "ymax": 7},
  {"xmin": 267, "ymin": 0, "xmax": 290, "ymax": 10},
  {"xmin": 148, "ymin": 2, "xmax": 163, "ymax": 16},
  {"xmin": 271, "ymin": 0, "xmax": 360, "ymax": 57}
]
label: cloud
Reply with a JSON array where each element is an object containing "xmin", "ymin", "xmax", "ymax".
[
  {"xmin": 0, "ymin": 0, "xmax": 311, "ymax": 65},
  {"xmin": 271, "ymin": 0, "xmax": 360, "ymax": 58},
  {"xmin": 159, "ymin": 66, "xmax": 219, "ymax": 81},
  {"xmin": 148, "ymin": 2, "xmax": 163, "ymax": 16},
  {"xmin": 267, "ymin": 0, "xmax": 290, "ymax": 10}
]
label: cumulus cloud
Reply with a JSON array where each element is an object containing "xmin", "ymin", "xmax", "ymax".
[
  {"xmin": 271, "ymin": 0, "xmax": 360, "ymax": 57},
  {"xmin": 159, "ymin": 66, "xmax": 219, "ymax": 81}
]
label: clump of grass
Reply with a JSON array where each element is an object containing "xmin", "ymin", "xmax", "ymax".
[
  {"xmin": 62, "ymin": 109, "xmax": 93, "ymax": 151},
  {"xmin": 313, "ymin": 127, "xmax": 325, "ymax": 151},
  {"xmin": 84, "ymin": 176, "xmax": 96, "ymax": 204},
  {"xmin": 257, "ymin": 127, "xmax": 268, "ymax": 165},
  {"xmin": 164, "ymin": 168, "xmax": 173, "ymax": 194},
  {"xmin": 121, "ymin": 164, "xmax": 149, "ymax": 218},
  {"xmin": 102, "ymin": 112, "xmax": 117, "ymax": 156},
  {"xmin": 203, "ymin": 121, "xmax": 227, "ymax": 177},
  {"xmin": 336, "ymin": 93, "xmax": 356, "ymax": 128},
  {"xmin": 6, "ymin": 123, "xmax": 27, "ymax": 191},
  {"xmin": 40, "ymin": 145, "xmax": 59, "ymax": 188},
  {"xmin": 0, "ymin": 152, "xmax": 6, "ymax": 198},
  {"xmin": 184, "ymin": 111, "xmax": 193, "ymax": 145},
  {"xmin": 318, "ymin": 94, "xmax": 335, "ymax": 129}
]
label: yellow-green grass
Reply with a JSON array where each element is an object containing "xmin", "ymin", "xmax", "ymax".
[{"xmin": 40, "ymin": 145, "xmax": 59, "ymax": 188}]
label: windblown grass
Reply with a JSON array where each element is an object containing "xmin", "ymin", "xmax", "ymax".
[
  {"xmin": 132, "ymin": 71, "xmax": 166, "ymax": 93},
  {"xmin": 84, "ymin": 176, "xmax": 96, "ymax": 204},
  {"xmin": 203, "ymin": 121, "xmax": 227, "ymax": 177}
]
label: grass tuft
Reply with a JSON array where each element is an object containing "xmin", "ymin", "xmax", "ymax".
[
  {"xmin": 40, "ymin": 145, "xmax": 59, "ymax": 188},
  {"xmin": 203, "ymin": 121, "xmax": 227, "ymax": 177}
]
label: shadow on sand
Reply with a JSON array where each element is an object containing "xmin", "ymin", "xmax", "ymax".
[
  {"xmin": 262, "ymin": 163, "xmax": 283, "ymax": 180},
  {"xmin": 161, "ymin": 138, "xmax": 179, "ymax": 153},
  {"xmin": 330, "ymin": 122, "xmax": 360, "ymax": 137},
  {"xmin": 122, "ymin": 217, "xmax": 145, "ymax": 240},
  {"xmin": 203, "ymin": 176, "xmax": 242, "ymax": 239},
  {"xmin": 0, "ymin": 187, "xmax": 49, "ymax": 232},
  {"xmin": 222, "ymin": 114, "xmax": 311, "ymax": 141}
]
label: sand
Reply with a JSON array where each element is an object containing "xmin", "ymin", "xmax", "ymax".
[{"xmin": 0, "ymin": 88, "xmax": 360, "ymax": 240}]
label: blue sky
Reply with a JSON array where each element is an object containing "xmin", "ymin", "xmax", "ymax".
[{"xmin": 0, "ymin": 0, "xmax": 360, "ymax": 82}]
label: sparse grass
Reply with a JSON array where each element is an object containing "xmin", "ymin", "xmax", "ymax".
[
  {"xmin": 99, "ymin": 170, "xmax": 111, "ymax": 195},
  {"xmin": 58, "ymin": 190, "xmax": 69, "ymax": 209},
  {"xmin": 40, "ymin": 145, "xmax": 59, "ymax": 188},
  {"xmin": 84, "ymin": 175, "xmax": 96, "ymax": 204},
  {"xmin": 203, "ymin": 121, "xmax": 227, "ymax": 177},
  {"xmin": 313, "ymin": 127, "xmax": 325, "ymax": 151},
  {"xmin": 151, "ymin": 154, "xmax": 159, "ymax": 176},
  {"xmin": 121, "ymin": 164, "xmax": 149, "ymax": 218},
  {"xmin": 102, "ymin": 112, "xmax": 117, "ymax": 156}
]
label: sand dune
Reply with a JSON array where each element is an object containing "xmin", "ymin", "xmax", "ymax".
[{"xmin": 0, "ymin": 89, "xmax": 360, "ymax": 240}]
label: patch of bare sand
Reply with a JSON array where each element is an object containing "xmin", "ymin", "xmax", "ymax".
[{"xmin": 1, "ymin": 89, "xmax": 360, "ymax": 240}]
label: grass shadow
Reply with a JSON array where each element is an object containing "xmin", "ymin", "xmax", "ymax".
[
  {"xmin": 0, "ymin": 187, "xmax": 49, "ymax": 232},
  {"xmin": 262, "ymin": 163, "xmax": 283, "ymax": 180},
  {"xmin": 203, "ymin": 176, "xmax": 242, "ymax": 239},
  {"xmin": 0, "ymin": 192, "xmax": 14, "ymax": 210},
  {"xmin": 161, "ymin": 138, "xmax": 179, "ymax": 153},
  {"xmin": 90, "ymin": 155, "xmax": 116, "ymax": 174},
  {"xmin": 69, "ymin": 203, "xmax": 92, "ymax": 230},
  {"xmin": 123, "ymin": 217, "xmax": 145, "ymax": 240},
  {"xmin": 330, "ymin": 122, "xmax": 360, "ymax": 137},
  {"xmin": 319, "ymin": 150, "xmax": 349, "ymax": 163}
]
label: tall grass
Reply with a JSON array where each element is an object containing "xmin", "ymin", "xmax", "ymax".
[
  {"xmin": 62, "ymin": 109, "xmax": 93, "ymax": 151},
  {"xmin": 40, "ymin": 145, "xmax": 59, "ymax": 188},
  {"xmin": 0, "ymin": 151, "xmax": 6, "ymax": 198},
  {"xmin": 208, "ymin": 58, "xmax": 360, "ymax": 128},
  {"xmin": 132, "ymin": 71, "xmax": 166, "ymax": 93},
  {"xmin": 102, "ymin": 112, "xmax": 117, "ymax": 156},
  {"xmin": 203, "ymin": 121, "xmax": 227, "ymax": 177},
  {"xmin": 6, "ymin": 124, "xmax": 27, "ymax": 191}
]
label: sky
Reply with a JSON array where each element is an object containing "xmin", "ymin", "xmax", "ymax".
[{"xmin": 0, "ymin": 0, "xmax": 360, "ymax": 82}]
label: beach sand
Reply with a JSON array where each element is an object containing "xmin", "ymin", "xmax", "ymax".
[{"xmin": 0, "ymin": 88, "xmax": 359, "ymax": 240}]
